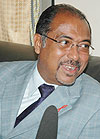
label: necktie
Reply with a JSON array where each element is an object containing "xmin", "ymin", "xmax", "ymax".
[{"xmin": 14, "ymin": 83, "xmax": 55, "ymax": 127}]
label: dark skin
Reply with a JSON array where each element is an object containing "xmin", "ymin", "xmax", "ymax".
[{"xmin": 34, "ymin": 12, "xmax": 91, "ymax": 85}]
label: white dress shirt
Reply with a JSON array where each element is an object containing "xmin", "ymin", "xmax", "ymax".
[{"xmin": 18, "ymin": 65, "xmax": 57, "ymax": 116}]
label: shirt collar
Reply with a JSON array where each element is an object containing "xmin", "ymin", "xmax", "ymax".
[{"xmin": 30, "ymin": 65, "xmax": 58, "ymax": 96}]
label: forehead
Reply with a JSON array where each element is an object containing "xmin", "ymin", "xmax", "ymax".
[{"xmin": 49, "ymin": 12, "xmax": 91, "ymax": 40}]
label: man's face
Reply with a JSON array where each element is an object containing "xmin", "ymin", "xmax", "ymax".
[{"xmin": 34, "ymin": 13, "xmax": 91, "ymax": 85}]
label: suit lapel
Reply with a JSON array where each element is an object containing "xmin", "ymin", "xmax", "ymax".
[
  {"xmin": 1, "ymin": 74, "xmax": 30, "ymax": 136},
  {"xmin": 1, "ymin": 61, "xmax": 36, "ymax": 137},
  {"xmin": 7, "ymin": 85, "xmax": 75, "ymax": 138}
]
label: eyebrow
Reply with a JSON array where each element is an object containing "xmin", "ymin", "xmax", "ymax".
[
  {"xmin": 59, "ymin": 35, "xmax": 73, "ymax": 40},
  {"xmin": 82, "ymin": 39, "xmax": 91, "ymax": 44},
  {"xmin": 59, "ymin": 35, "xmax": 91, "ymax": 44}
]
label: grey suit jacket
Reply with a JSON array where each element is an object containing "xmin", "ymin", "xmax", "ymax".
[{"xmin": 0, "ymin": 61, "xmax": 100, "ymax": 139}]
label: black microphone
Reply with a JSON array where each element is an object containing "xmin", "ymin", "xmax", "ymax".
[{"xmin": 36, "ymin": 105, "xmax": 58, "ymax": 139}]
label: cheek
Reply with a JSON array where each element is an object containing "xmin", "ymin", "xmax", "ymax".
[
  {"xmin": 39, "ymin": 46, "xmax": 63, "ymax": 70},
  {"xmin": 47, "ymin": 49, "xmax": 63, "ymax": 71},
  {"xmin": 52, "ymin": 48, "xmax": 66, "ymax": 63},
  {"xmin": 46, "ymin": 45, "xmax": 64, "ymax": 62},
  {"xmin": 80, "ymin": 54, "xmax": 89, "ymax": 69}
]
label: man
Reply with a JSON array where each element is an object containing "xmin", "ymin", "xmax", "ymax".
[{"xmin": 0, "ymin": 4, "xmax": 100, "ymax": 139}]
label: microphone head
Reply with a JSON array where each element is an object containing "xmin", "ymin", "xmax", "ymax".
[{"xmin": 36, "ymin": 105, "xmax": 58, "ymax": 139}]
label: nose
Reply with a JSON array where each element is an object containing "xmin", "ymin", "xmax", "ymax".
[{"xmin": 67, "ymin": 45, "xmax": 79, "ymax": 61}]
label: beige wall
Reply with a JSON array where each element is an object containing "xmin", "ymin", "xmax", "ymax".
[
  {"xmin": 40, "ymin": 0, "xmax": 51, "ymax": 14},
  {"xmin": 55, "ymin": 0, "xmax": 100, "ymax": 56}
]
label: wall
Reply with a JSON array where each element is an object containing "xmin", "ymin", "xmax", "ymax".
[
  {"xmin": 55, "ymin": 0, "xmax": 100, "ymax": 56},
  {"xmin": 40, "ymin": 0, "xmax": 52, "ymax": 14}
]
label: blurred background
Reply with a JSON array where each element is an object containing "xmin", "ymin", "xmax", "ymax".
[{"xmin": 0, "ymin": 0, "xmax": 99, "ymax": 56}]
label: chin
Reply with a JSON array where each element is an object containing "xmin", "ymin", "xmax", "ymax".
[
  {"xmin": 56, "ymin": 75, "xmax": 76, "ymax": 86},
  {"xmin": 55, "ymin": 67, "xmax": 80, "ymax": 86}
]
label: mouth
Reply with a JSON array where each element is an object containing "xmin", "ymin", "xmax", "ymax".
[
  {"xmin": 62, "ymin": 64, "xmax": 78, "ymax": 75},
  {"xmin": 59, "ymin": 60, "xmax": 81, "ymax": 76},
  {"xmin": 64, "ymin": 65, "xmax": 77, "ymax": 71}
]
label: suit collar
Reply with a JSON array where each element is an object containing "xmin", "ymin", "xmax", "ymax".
[
  {"xmin": 67, "ymin": 74, "xmax": 83, "ymax": 105},
  {"xmin": 7, "ymin": 77, "xmax": 82, "ymax": 138}
]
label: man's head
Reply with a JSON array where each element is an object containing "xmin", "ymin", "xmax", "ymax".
[{"xmin": 34, "ymin": 4, "xmax": 93, "ymax": 85}]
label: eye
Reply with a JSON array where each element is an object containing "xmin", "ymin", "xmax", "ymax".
[
  {"xmin": 59, "ymin": 40, "xmax": 69, "ymax": 45},
  {"xmin": 80, "ymin": 44, "xmax": 90, "ymax": 49}
]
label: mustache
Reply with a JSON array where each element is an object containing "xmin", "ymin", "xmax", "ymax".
[{"xmin": 59, "ymin": 60, "xmax": 81, "ymax": 71}]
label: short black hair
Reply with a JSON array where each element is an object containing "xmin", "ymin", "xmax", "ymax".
[{"xmin": 36, "ymin": 4, "xmax": 91, "ymax": 36}]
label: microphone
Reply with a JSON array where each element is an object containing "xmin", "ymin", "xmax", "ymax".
[{"xmin": 36, "ymin": 105, "xmax": 58, "ymax": 139}]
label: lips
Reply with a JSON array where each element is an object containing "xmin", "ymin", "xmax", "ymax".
[
  {"xmin": 58, "ymin": 60, "xmax": 81, "ymax": 76},
  {"xmin": 64, "ymin": 65, "xmax": 76, "ymax": 71},
  {"xmin": 61, "ymin": 64, "xmax": 79, "ymax": 75}
]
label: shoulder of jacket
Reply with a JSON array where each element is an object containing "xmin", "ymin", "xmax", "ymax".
[{"xmin": 0, "ymin": 61, "xmax": 36, "ymax": 82}]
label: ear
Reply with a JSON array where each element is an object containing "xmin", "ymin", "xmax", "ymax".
[{"xmin": 34, "ymin": 33, "xmax": 42, "ymax": 54}]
